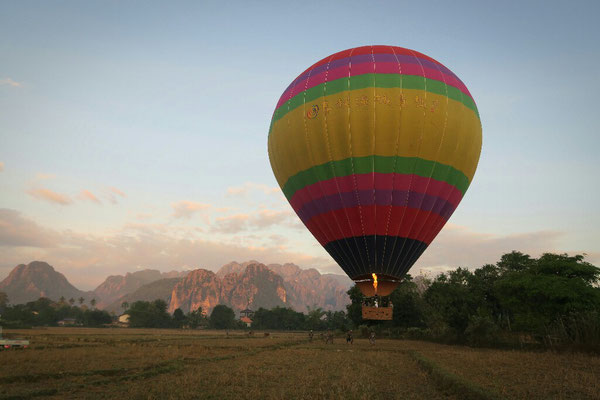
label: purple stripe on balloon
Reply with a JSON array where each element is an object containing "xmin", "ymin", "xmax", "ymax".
[{"xmin": 295, "ymin": 189, "xmax": 457, "ymax": 224}]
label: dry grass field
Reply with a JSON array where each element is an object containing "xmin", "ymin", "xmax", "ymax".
[{"xmin": 1, "ymin": 328, "xmax": 599, "ymax": 400}]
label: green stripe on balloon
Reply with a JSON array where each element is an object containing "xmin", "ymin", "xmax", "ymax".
[
  {"xmin": 281, "ymin": 155, "xmax": 470, "ymax": 200},
  {"xmin": 270, "ymin": 73, "xmax": 479, "ymax": 126}
]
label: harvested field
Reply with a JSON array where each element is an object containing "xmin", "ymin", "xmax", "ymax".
[{"xmin": 0, "ymin": 328, "xmax": 598, "ymax": 399}]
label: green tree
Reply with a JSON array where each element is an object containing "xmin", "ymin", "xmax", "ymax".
[
  {"xmin": 187, "ymin": 307, "xmax": 207, "ymax": 329},
  {"xmin": 209, "ymin": 305, "xmax": 236, "ymax": 329},
  {"xmin": 251, "ymin": 307, "xmax": 305, "ymax": 330},
  {"xmin": 346, "ymin": 285, "xmax": 365, "ymax": 327},
  {"xmin": 424, "ymin": 268, "xmax": 478, "ymax": 335},
  {"xmin": 127, "ymin": 300, "xmax": 172, "ymax": 328},
  {"xmin": 0, "ymin": 292, "xmax": 8, "ymax": 312},
  {"xmin": 389, "ymin": 276, "xmax": 427, "ymax": 328},
  {"xmin": 78, "ymin": 297, "xmax": 85, "ymax": 306},
  {"xmin": 81, "ymin": 309, "xmax": 112, "ymax": 326},
  {"xmin": 497, "ymin": 251, "xmax": 533, "ymax": 273},
  {"xmin": 173, "ymin": 308, "xmax": 185, "ymax": 328},
  {"xmin": 325, "ymin": 310, "xmax": 351, "ymax": 331},
  {"xmin": 495, "ymin": 253, "xmax": 600, "ymax": 332},
  {"xmin": 306, "ymin": 306, "xmax": 327, "ymax": 330},
  {"xmin": 68, "ymin": 298, "xmax": 75, "ymax": 306},
  {"xmin": 121, "ymin": 301, "xmax": 129, "ymax": 312}
]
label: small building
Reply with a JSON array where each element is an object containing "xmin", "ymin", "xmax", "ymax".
[
  {"xmin": 118, "ymin": 314, "xmax": 130, "ymax": 326},
  {"xmin": 240, "ymin": 316, "xmax": 253, "ymax": 328},
  {"xmin": 57, "ymin": 318, "xmax": 78, "ymax": 326},
  {"xmin": 240, "ymin": 308, "xmax": 254, "ymax": 318}
]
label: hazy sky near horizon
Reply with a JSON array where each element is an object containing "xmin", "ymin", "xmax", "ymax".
[{"xmin": 1, "ymin": 1, "xmax": 599, "ymax": 289}]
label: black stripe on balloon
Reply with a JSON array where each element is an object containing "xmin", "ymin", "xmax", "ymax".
[{"xmin": 323, "ymin": 235, "xmax": 429, "ymax": 280}]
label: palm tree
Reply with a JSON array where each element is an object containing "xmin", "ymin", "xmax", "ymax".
[
  {"xmin": 0, "ymin": 291, "xmax": 8, "ymax": 311},
  {"xmin": 90, "ymin": 298, "xmax": 96, "ymax": 309},
  {"xmin": 69, "ymin": 298, "xmax": 75, "ymax": 306},
  {"xmin": 78, "ymin": 297, "xmax": 85, "ymax": 306},
  {"xmin": 59, "ymin": 296, "xmax": 66, "ymax": 305}
]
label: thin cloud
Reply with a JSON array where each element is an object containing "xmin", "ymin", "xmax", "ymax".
[
  {"xmin": 215, "ymin": 207, "xmax": 236, "ymax": 213},
  {"xmin": 110, "ymin": 187, "xmax": 126, "ymax": 197},
  {"xmin": 105, "ymin": 187, "xmax": 126, "ymax": 204},
  {"xmin": 226, "ymin": 182, "xmax": 280, "ymax": 197},
  {"xmin": 27, "ymin": 187, "xmax": 72, "ymax": 205},
  {"xmin": 134, "ymin": 212, "xmax": 153, "ymax": 220},
  {"xmin": 171, "ymin": 201, "xmax": 212, "ymax": 220},
  {"xmin": 213, "ymin": 214, "xmax": 250, "ymax": 233},
  {"xmin": 0, "ymin": 209, "xmax": 58, "ymax": 247},
  {"xmin": 253, "ymin": 209, "xmax": 294, "ymax": 228},
  {"xmin": 413, "ymin": 223, "xmax": 566, "ymax": 274},
  {"xmin": 212, "ymin": 209, "xmax": 296, "ymax": 233},
  {"xmin": 34, "ymin": 173, "xmax": 56, "ymax": 180},
  {"xmin": 79, "ymin": 190, "xmax": 101, "ymax": 204},
  {"xmin": 0, "ymin": 218, "xmax": 332, "ymax": 289},
  {"xmin": 0, "ymin": 78, "xmax": 22, "ymax": 87},
  {"xmin": 0, "ymin": 213, "xmax": 596, "ymax": 290}
]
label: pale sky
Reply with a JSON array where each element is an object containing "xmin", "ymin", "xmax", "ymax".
[{"xmin": 1, "ymin": 1, "xmax": 599, "ymax": 289}]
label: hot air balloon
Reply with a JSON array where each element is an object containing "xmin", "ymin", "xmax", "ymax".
[{"xmin": 268, "ymin": 45, "xmax": 481, "ymax": 319}]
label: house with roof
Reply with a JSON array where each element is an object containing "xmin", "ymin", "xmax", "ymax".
[{"xmin": 239, "ymin": 308, "xmax": 254, "ymax": 327}]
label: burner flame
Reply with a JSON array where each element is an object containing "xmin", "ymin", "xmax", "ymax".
[{"xmin": 372, "ymin": 273, "xmax": 378, "ymax": 294}]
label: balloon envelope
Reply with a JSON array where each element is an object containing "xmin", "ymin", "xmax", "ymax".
[{"xmin": 268, "ymin": 45, "xmax": 482, "ymax": 295}]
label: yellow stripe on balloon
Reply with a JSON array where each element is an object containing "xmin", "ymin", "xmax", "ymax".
[{"xmin": 269, "ymin": 87, "xmax": 481, "ymax": 188}]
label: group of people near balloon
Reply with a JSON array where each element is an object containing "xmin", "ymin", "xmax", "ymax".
[{"xmin": 308, "ymin": 329, "xmax": 376, "ymax": 345}]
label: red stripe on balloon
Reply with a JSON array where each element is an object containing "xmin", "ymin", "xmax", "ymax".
[{"xmin": 305, "ymin": 205, "xmax": 448, "ymax": 246}]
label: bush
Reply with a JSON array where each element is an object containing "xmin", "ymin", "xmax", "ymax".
[
  {"xmin": 546, "ymin": 311, "xmax": 600, "ymax": 351},
  {"xmin": 464, "ymin": 315, "xmax": 499, "ymax": 346},
  {"xmin": 405, "ymin": 327, "xmax": 429, "ymax": 340},
  {"xmin": 209, "ymin": 305, "xmax": 236, "ymax": 329},
  {"xmin": 358, "ymin": 324, "xmax": 370, "ymax": 338}
]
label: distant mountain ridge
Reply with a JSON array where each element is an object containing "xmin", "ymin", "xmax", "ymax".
[
  {"xmin": 0, "ymin": 261, "xmax": 92, "ymax": 304},
  {"xmin": 93, "ymin": 269, "xmax": 189, "ymax": 308},
  {"xmin": 216, "ymin": 261, "xmax": 352, "ymax": 312},
  {"xmin": 0, "ymin": 261, "xmax": 352, "ymax": 313},
  {"xmin": 169, "ymin": 263, "xmax": 289, "ymax": 314},
  {"xmin": 267, "ymin": 263, "xmax": 351, "ymax": 312},
  {"xmin": 104, "ymin": 278, "xmax": 184, "ymax": 313}
]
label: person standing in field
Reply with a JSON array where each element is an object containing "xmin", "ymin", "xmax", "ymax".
[
  {"xmin": 309, "ymin": 330, "xmax": 314, "ymax": 342},
  {"xmin": 346, "ymin": 330, "xmax": 353, "ymax": 345},
  {"xmin": 369, "ymin": 331, "xmax": 376, "ymax": 345},
  {"xmin": 325, "ymin": 330, "xmax": 334, "ymax": 344}
]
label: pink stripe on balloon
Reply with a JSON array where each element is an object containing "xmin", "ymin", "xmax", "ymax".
[{"xmin": 275, "ymin": 61, "xmax": 471, "ymax": 110}]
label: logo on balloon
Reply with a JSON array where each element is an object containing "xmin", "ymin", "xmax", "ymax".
[{"xmin": 306, "ymin": 104, "xmax": 319, "ymax": 119}]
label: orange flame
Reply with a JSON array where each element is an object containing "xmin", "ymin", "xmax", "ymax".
[{"xmin": 372, "ymin": 273, "xmax": 378, "ymax": 294}]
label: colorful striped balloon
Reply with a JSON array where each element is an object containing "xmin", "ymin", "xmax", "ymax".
[{"xmin": 268, "ymin": 45, "xmax": 482, "ymax": 296}]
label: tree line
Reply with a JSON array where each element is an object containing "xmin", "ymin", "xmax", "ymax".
[
  {"xmin": 122, "ymin": 301, "xmax": 350, "ymax": 331},
  {"xmin": 1, "ymin": 252, "xmax": 598, "ymax": 350},
  {"xmin": 0, "ymin": 297, "xmax": 111, "ymax": 327},
  {"xmin": 349, "ymin": 251, "xmax": 600, "ymax": 350}
]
